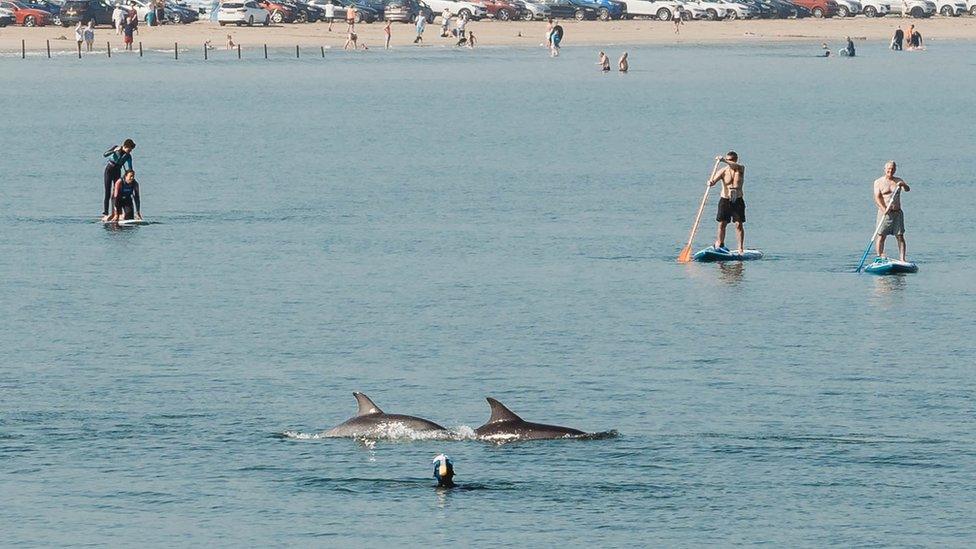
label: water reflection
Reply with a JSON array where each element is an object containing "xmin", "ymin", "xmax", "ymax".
[
  {"xmin": 873, "ymin": 274, "xmax": 908, "ymax": 298},
  {"xmin": 718, "ymin": 262, "xmax": 745, "ymax": 286}
]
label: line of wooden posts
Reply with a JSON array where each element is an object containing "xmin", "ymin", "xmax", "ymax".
[{"xmin": 22, "ymin": 39, "xmax": 329, "ymax": 60}]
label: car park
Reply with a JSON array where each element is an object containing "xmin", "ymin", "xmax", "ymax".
[
  {"xmin": 218, "ymin": 0, "xmax": 271, "ymax": 24},
  {"xmin": 791, "ymin": 0, "xmax": 837, "ymax": 16},
  {"xmin": 679, "ymin": 0, "xmax": 727, "ymax": 18},
  {"xmin": 515, "ymin": 0, "xmax": 550, "ymax": 18},
  {"xmin": 898, "ymin": 0, "xmax": 935, "ymax": 16},
  {"xmin": 381, "ymin": 0, "xmax": 432, "ymax": 21},
  {"xmin": 425, "ymin": 0, "xmax": 487, "ymax": 18},
  {"xmin": 0, "ymin": 6, "xmax": 14, "ymax": 25},
  {"xmin": 257, "ymin": 0, "xmax": 296, "ymax": 20},
  {"xmin": 619, "ymin": 0, "xmax": 679, "ymax": 19},
  {"xmin": 0, "ymin": 0, "xmax": 50, "ymax": 25},
  {"xmin": 24, "ymin": 0, "xmax": 61, "ymax": 25},
  {"xmin": 833, "ymin": 0, "xmax": 860, "ymax": 15},
  {"xmin": 59, "ymin": 0, "xmax": 116, "ymax": 25},
  {"xmin": 475, "ymin": 0, "xmax": 522, "ymax": 19},
  {"xmin": 588, "ymin": 0, "xmax": 626, "ymax": 18},
  {"xmin": 168, "ymin": 2, "xmax": 201, "ymax": 21},
  {"xmin": 309, "ymin": 0, "xmax": 380, "ymax": 22}
]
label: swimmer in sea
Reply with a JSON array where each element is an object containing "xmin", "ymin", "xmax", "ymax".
[
  {"xmin": 432, "ymin": 454, "xmax": 455, "ymax": 488},
  {"xmin": 597, "ymin": 51, "xmax": 610, "ymax": 72},
  {"xmin": 618, "ymin": 51, "xmax": 628, "ymax": 72}
]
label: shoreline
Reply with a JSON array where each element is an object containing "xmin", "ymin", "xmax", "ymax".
[{"xmin": 2, "ymin": 18, "xmax": 976, "ymax": 53}]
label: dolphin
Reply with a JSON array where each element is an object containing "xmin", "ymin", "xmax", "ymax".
[
  {"xmin": 474, "ymin": 397, "xmax": 586, "ymax": 441},
  {"xmin": 325, "ymin": 392, "xmax": 447, "ymax": 438}
]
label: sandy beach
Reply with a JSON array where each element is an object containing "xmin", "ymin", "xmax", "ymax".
[{"xmin": 3, "ymin": 17, "xmax": 976, "ymax": 53}]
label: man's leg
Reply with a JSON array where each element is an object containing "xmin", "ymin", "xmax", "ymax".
[
  {"xmin": 735, "ymin": 222, "xmax": 745, "ymax": 253},
  {"xmin": 896, "ymin": 235, "xmax": 906, "ymax": 262},
  {"xmin": 876, "ymin": 234, "xmax": 887, "ymax": 258},
  {"xmin": 716, "ymin": 221, "xmax": 727, "ymax": 249}
]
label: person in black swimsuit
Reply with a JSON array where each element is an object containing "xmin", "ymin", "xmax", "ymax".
[
  {"xmin": 109, "ymin": 169, "xmax": 142, "ymax": 222},
  {"xmin": 102, "ymin": 139, "xmax": 135, "ymax": 218}
]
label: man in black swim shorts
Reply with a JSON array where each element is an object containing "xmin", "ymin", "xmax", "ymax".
[{"xmin": 708, "ymin": 151, "xmax": 746, "ymax": 253}]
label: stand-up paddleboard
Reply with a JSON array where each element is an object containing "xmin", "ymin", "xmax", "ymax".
[
  {"xmin": 102, "ymin": 218, "xmax": 149, "ymax": 226},
  {"xmin": 693, "ymin": 246, "xmax": 763, "ymax": 262},
  {"xmin": 863, "ymin": 257, "xmax": 918, "ymax": 275}
]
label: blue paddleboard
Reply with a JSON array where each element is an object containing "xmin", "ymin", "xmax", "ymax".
[
  {"xmin": 863, "ymin": 257, "xmax": 918, "ymax": 275},
  {"xmin": 692, "ymin": 246, "xmax": 763, "ymax": 262}
]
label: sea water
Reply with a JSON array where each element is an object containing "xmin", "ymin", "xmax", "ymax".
[{"xmin": 1, "ymin": 42, "xmax": 974, "ymax": 546}]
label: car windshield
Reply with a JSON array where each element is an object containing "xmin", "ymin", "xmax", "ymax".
[{"xmin": 222, "ymin": 2, "xmax": 243, "ymax": 6}]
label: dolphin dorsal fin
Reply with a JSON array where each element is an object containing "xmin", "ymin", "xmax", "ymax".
[
  {"xmin": 485, "ymin": 397, "xmax": 522, "ymax": 424},
  {"xmin": 354, "ymin": 392, "xmax": 383, "ymax": 416}
]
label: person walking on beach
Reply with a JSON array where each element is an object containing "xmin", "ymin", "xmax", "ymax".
[
  {"xmin": 707, "ymin": 151, "xmax": 747, "ymax": 254},
  {"xmin": 346, "ymin": 3, "xmax": 356, "ymax": 32},
  {"xmin": 550, "ymin": 22, "xmax": 563, "ymax": 57},
  {"xmin": 618, "ymin": 51, "xmax": 628, "ymax": 72},
  {"xmin": 102, "ymin": 139, "xmax": 136, "ymax": 219},
  {"xmin": 122, "ymin": 15, "xmax": 137, "ymax": 50},
  {"xmin": 112, "ymin": 4, "xmax": 124, "ymax": 34},
  {"xmin": 873, "ymin": 161, "xmax": 911, "ymax": 261},
  {"xmin": 673, "ymin": 8, "xmax": 683, "ymax": 33},
  {"xmin": 383, "ymin": 20, "xmax": 392, "ymax": 49},
  {"xmin": 545, "ymin": 18, "xmax": 553, "ymax": 48},
  {"xmin": 440, "ymin": 8, "xmax": 451, "ymax": 37},
  {"xmin": 891, "ymin": 27, "xmax": 903, "ymax": 50},
  {"xmin": 455, "ymin": 13, "xmax": 467, "ymax": 46},
  {"xmin": 324, "ymin": 0, "xmax": 335, "ymax": 31},
  {"xmin": 597, "ymin": 51, "xmax": 610, "ymax": 71},
  {"xmin": 84, "ymin": 21, "xmax": 95, "ymax": 52},
  {"xmin": 414, "ymin": 12, "xmax": 426, "ymax": 43},
  {"xmin": 74, "ymin": 22, "xmax": 84, "ymax": 50}
]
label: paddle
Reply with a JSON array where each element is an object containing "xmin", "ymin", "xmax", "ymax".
[
  {"xmin": 855, "ymin": 186, "xmax": 902, "ymax": 273},
  {"xmin": 677, "ymin": 157, "xmax": 723, "ymax": 263}
]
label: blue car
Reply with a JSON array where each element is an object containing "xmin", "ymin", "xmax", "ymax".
[{"xmin": 586, "ymin": 0, "xmax": 625, "ymax": 18}]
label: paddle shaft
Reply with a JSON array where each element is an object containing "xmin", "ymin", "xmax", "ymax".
[
  {"xmin": 856, "ymin": 186, "xmax": 902, "ymax": 273},
  {"xmin": 681, "ymin": 159, "xmax": 723, "ymax": 255}
]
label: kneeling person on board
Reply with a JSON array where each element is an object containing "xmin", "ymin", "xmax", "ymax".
[
  {"xmin": 873, "ymin": 161, "xmax": 910, "ymax": 261},
  {"xmin": 102, "ymin": 139, "xmax": 135, "ymax": 219},
  {"xmin": 708, "ymin": 151, "xmax": 746, "ymax": 254},
  {"xmin": 109, "ymin": 169, "xmax": 142, "ymax": 222}
]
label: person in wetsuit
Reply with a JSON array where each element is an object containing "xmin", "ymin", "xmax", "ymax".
[
  {"xmin": 843, "ymin": 36, "xmax": 855, "ymax": 57},
  {"xmin": 110, "ymin": 169, "xmax": 142, "ymax": 221},
  {"xmin": 891, "ymin": 27, "xmax": 903, "ymax": 50},
  {"xmin": 102, "ymin": 139, "xmax": 136, "ymax": 218}
]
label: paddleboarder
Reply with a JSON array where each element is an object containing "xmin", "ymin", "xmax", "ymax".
[
  {"xmin": 873, "ymin": 161, "xmax": 910, "ymax": 262},
  {"xmin": 707, "ymin": 151, "xmax": 746, "ymax": 254}
]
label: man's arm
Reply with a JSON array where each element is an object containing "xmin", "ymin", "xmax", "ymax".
[
  {"xmin": 897, "ymin": 178, "xmax": 910, "ymax": 192},
  {"xmin": 874, "ymin": 184, "xmax": 888, "ymax": 210},
  {"xmin": 708, "ymin": 166, "xmax": 726, "ymax": 187}
]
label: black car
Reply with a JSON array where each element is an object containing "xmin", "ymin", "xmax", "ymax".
[
  {"xmin": 0, "ymin": 9, "xmax": 12, "ymax": 25},
  {"xmin": 775, "ymin": 0, "xmax": 811, "ymax": 16},
  {"xmin": 536, "ymin": 0, "xmax": 597, "ymax": 18},
  {"xmin": 59, "ymin": 0, "xmax": 115, "ymax": 26},
  {"xmin": 380, "ymin": 0, "xmax": 430, "ymax": 21},
  {"xmin": 281, "ymin": 0, "xmax": 320, "ymax": 21}
]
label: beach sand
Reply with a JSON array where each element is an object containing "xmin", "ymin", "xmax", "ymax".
[{"xmin": 3, "ymin": 17, "xmax": 975, "ymax": 53}]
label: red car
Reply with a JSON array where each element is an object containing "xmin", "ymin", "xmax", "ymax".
[
  {"xmin": 790, "ymin": 0, "xmax": 838, "ymax": 16},
  {"xmin": 0, "ymin": 0, "xmax": 51, "ymax": 25},
  {"xmin": 475, "ymin": 0, "xmax": 520, "ymax": 19},
  {"xmin": 258, "ymin": 0, "xmax": 295, "ymax": 21}
]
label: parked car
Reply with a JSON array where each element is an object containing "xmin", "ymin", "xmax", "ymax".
[
  {"xmin": 0, "ymin": 0, "xmax": 51, "ymax": 25},
  {"xmin": 761, "ymin": 0, "xmax": 810, "ymax": 17},
  {"xmin": 218, "ymin": 0, "xmax": 270, "ymax": 24},
  {"xmin": 280, "ymin": 0, "xmax": 320, "ymax": 21},
  {"xmin": 167, "ymin": 1, "xmax": 201, "ymax": 21},
  {"xmin": 898, "ymin": 0, "xmax": 935, "ymax": 16},
  {"xmin": 674, "ymin": 0, "xmax": 709, "ymax": 17},
  {"xmin": 425, "ymin": 0, "xmax": 487, "ymax": 19},
  {"xmin": 59, "ymin": 0, "xmax": 115, "ymax": 25},
  {"xmin": 257, "ymin": 0, "xmax": 296, "ymax": 20},
  {"xmin": 620, "ymin": 0, "xmax": 679, "ymax": 18},
  {"xmin": 474, "ymin": 0, "xmax": 521, "ymax": 18},
  {"xmin": 24, "ymin": 0, "xmax": 61, "ymax": 25},
  {"xmin": 679, "ymin": 0, "xmax": 726, "ymax": 18},
  {"xmin": 0, "ymin": 6, "xmax": 14, "ymax": 25},
  {"xmin": 966, "ymin": 0, "xmax": 976, "ymax": 15},
  {"xmin": 790, "ymin": 0, "xmax": 837, "ymax": 16},
  {"xmin": 586, "ymin": 0, "xmax": 626, "ymax": 18},
  {"xmin": 930, "ymin": 0, "xmax": 964, "ymax": 14},
  {"xmin": 715, "ymin": 0, "xmax": 760, "ymax": 17},
  {"xmin": 514, "ymin": 0, "xmax": 550, "ymax": 18},
  {"xmin": 381, "ymin": 0, "xmax": 432, "ymax": 20},
  {"xmin": 858, "ymin": 0, "xmax": 888, "ymax": 14},
  {"xmin": 308, "ymin": 0, "xmax": 380, "ymax": 21}
]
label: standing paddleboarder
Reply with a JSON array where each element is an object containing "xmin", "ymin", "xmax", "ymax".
[
  {"xmin": 102, "ymin": 139, "xmax": 136, "ymax": 219},
  {"xmin": 873, "ymin": 161, "xmax": 911, "ymax": 261},
  {"xmin": 707, "ymin": 151, "xmax": 746, "ymax": 254}
]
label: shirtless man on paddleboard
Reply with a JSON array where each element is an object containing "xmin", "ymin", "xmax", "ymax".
[
  {"xmin": 874, "ymin": 161, "xmax": 911, "ymax": 261},
  {"xmin": 707, "ymin": 151, "xmax": 746, "ymax": 254}
]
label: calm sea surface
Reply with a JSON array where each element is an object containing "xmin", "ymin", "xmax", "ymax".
[{"xmin": 1, "ymin": 41, "xmax": 974, "ymax": 546}]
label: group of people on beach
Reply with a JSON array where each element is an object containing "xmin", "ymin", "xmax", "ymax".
[
  {"xmin": 110, "ymin": 3, "xmax": 143, "ymax": 50},
  {"xmin": 891, "ymin": 24, "xmax": 923, "ymax": 51},
  {"xmin": 73, "ymin": 22, "xmax": 96, "ymax": 52},
  {"xmin": 101, "ymin": 139, "xmax": 143, "ymax": 222}
]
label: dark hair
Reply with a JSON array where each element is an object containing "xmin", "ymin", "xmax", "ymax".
[
  {"xmin": 123, "ymin": 139, "xmax": 136, "ymax": 149},
  {"xmin": 726, "ymin": 151, "xmax": 738, "ymax": 161},
  {"xmin": 124, "ymin": 169, "xmax": 135, "ymax": 177}
]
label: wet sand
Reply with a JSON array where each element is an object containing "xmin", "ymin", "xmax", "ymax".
[{"xmin": 2, "ymin": 17, "xmax": 975, "ymax": 53}]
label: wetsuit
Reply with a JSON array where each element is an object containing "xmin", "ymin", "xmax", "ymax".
[
  {"xmin": 103, "ymin": 146, "xmax": 132, "ymax": 215},
  {"xmin": 114, "ymin": 178, "xmax": 140, "ymax": 220},
  {"xmin": 892, "ymin": 29, "xmax": 903, "ymax": 50},
  {"xmin": 551, "ymin": 25, "xmax": 563, "ymax": 48}
]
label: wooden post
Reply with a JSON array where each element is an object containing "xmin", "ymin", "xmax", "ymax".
[
  {"xmin": 204, "ymin": 43, "xmax": 208, "ymax": 60},
  {"xmin": 77, "ymin": 40, "xmax": 81, "ymax": 58},
  {"xmin": 22, "ymin": 39, "xmax": 25, "ymax": 59},
  {"xmin": 107, "ymin": 41, "xmax": 111, "ymax": 58},
  {"xmin": 264, "ymin": 43, "xmax": 268, "ymax": 59},
  {"xmin": 139, "ymin": 42, "xmax": 143, "ymax": 57},
  {"xmin": 46, "ymin": 40, "xmax": 51, "ymax": 58},
  {"xmin": 175, "ymin": 42, "xmax": 178, "ymax": 60},
  {"xmin": 237, "ymin": 43, "xmax": 241, "ymax": 59},
  {"xmin": 296, "ymin": 45, "xmax": 299, "ymax": 58},
  {"xmin": 320, "ymin": 45, "xmax": 324, "ymax": 57}
]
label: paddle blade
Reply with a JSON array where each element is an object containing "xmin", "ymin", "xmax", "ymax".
[{"xmin": 677, "ymin": 245, "xmax": 693, "ymax": 263}]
